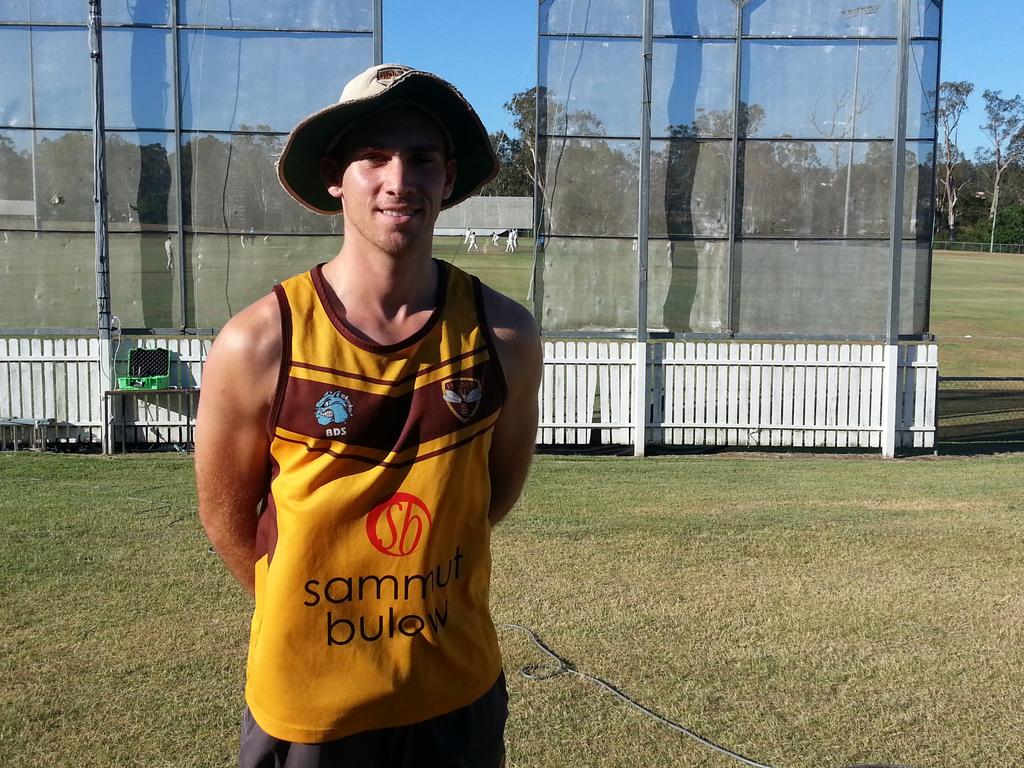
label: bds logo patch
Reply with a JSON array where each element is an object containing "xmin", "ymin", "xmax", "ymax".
[
  {"xmin": 366, "ymin": 493, "xmax": 432, "ymax": 557},
  {"xmin": 314, "ymin": 390, "xmax": 352, "ymax": 438}
]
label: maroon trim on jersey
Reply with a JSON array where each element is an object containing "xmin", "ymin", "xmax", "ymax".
[
  {"xmin": 256, "ymin": 454, "xmax": 281, "ymax": 564},
  {"xmin": 290, "ymin": 347, "xmax": 483, "ymax": 387},
  {"xmin": 267, "ymin": 284, "xmax": 293, "ymax": 438},
  {"xmin": 310, "ymin": 261, "xmax": 449, "ymax": 354},
  {"xmin": 275, "ymin": 421, "xmax": 496, "ymax": 469},
  {"xmin": 472, "ymin": 275, "xmax": 509, "ymax": 403},
  {"xmin": 277, "ymin": 361, "xmax": 501, "ymax": 454}
]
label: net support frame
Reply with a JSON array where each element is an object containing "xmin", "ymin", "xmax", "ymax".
[
  {"xmin": 633, "ymin": 0, "xmax": 655, "ymax": 455},
  {"xmin": 882, "ymin": 0, "xmax": 911, "ymax": 458},
  {"xmin": 89, "ymin": 0, "xmax": 114, "ymax": 416}
]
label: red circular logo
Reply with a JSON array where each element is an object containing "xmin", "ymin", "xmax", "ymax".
[{"xmin": 366, "ymin": 493, "xmax": 432, "ymax": 557}]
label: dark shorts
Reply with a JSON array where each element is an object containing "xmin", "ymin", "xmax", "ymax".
[{"xmin": 239, "ymin": 672, "xmax": 508, "ymax": 768}]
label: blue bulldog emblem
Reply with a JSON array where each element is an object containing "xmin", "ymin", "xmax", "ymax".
[{"xmin": 315, "ymin": 391, "xmax": 353, "ymax": 426}]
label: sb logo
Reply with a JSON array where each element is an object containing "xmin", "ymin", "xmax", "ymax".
[{"xmin": 366, "ymin": 493, "xmax": 432, "ymax": 557}]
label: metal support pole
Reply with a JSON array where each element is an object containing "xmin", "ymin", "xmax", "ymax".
[
  {"xmin": 842, "ymin": 38, "xmax": 861, "ymax": 237},
  {"xmin": 882, "ymin": 0, "xmax": 911, "ymax": 457},
  {"xmin": 840, "ymin": 5, "xmax": 880, "ymax": 237},
  {"xmin": 171, "ymin": 0, "xmax": 187, "ymax": 330},
  {"xmin": 27, "ymin": 22, "xmax": 40, "ymax": 232},
  {"xmin": 89, "ymin": 0, "xmax": 114, "ymax": 450},
  {"xmin": 529, "ymin": 6, "xmax": 544, "ymax": 324},
  {"xmin": 634, "ymin": 0, "xmax": 654, "ymax": 456},
  {"xmin": 724, "ymin": 0, "xmax": 744, "ymax": 334},
  {"xmin": 372, "ymin": 0, "xmax": 383, "ymax": 65}
]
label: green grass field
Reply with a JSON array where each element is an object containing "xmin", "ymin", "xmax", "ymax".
[
  {"xmin": 929, "ymin": 249, "xmax": 1024, "ymax": 377},
  {"xmin": 242, "ymin": 243, "xmax": 1024, "ymax": 378},
  {"xmin": 435, "ymin": 236, "xmax": 535, "ymax": 306},
  {"xmin": 4, "ymin": 236, "xmax": 1020, "ymax": 378},
  {"xmin": 443, "ymin": 246, "xmax": 1024, "ymax": 380},
  {"xmin": 2, "ymin": 451, "xmax": 1023, "ymax": 767}
]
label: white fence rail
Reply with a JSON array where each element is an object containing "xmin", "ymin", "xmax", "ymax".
[
  {"xmin": 539, "ymin": 341, "xmax": 635, "ymax": 446},
  {"xmin": 0, "ymin": 338, "xmax": 103, "ymax": 447},
  {"xmin": 1, "ymin": 337, "xmax": 936, "ymax": 453},
  {"xmin": 537, "ymin": 341, "xmax": 936, "ymax": 450},
  {"xmin": 0, "ymin": 336, "xmax": 212, "ymax": 450},
  {"xmin": 654, "ymin": 342, "xmax": 936, "ymax": 450}
]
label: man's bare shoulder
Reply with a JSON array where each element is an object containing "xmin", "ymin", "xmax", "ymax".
[
  {"xmin": 477, "ymin": 284, "xmax": 540, "ymax": 526},
  {"xmin": 478, "ymin": 283, "xmax": 541, "ymax": 391},
  {"xmin": 205, "ymin": 292, "xmax": 283, "ymax": 399},
  {"xmin": 478, "ymin": 283, "xmax": 539, "ymax": 350}
]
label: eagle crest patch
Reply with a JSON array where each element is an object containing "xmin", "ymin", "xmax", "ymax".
[{"xmin": 441, "ymin": 378, "xmax": 482, "ymax": 422}]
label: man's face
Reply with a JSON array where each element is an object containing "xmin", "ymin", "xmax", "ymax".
[{"xmin": 323, "ymin": 106, "xmax": 456, "ymax": 257}]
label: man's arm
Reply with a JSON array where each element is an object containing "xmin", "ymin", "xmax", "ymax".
[
  {"xmin": 194, "ymin": 293, "xmax": 282, "ymax": 594},
  {"xmin": 482, "ymin": 286, "xmax": 542, "ymax": 526}
]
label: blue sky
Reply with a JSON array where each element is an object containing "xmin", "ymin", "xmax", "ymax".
[
  {"xmin": 939, "ymin": 2, "xmax": 1021, "ymax": 157},
  {"xmin": 384, "ymin": 0, "xmax": 1019, "ymax": 158},
  {"xmin": 383, "ymin": 0, "xmax": 537, "ymax": 137}
]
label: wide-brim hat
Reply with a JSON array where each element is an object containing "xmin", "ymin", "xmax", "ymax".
[{"xmin": 277, "ymin": 64, "xmax": 499, "ymax": 214}]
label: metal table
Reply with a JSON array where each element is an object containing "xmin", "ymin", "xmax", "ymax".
[{"xmin": 103, "ymin": 387, "xmax": 200, "ymax": 454}]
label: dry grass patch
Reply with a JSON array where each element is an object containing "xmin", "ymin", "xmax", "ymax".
[
  {"xmin": 2, "ymin": 452, "xmax": 1023, "ymax": 767},
  {"xmin": 492, "ymin": 455, "xmax": 1024, "ymax": 767}
]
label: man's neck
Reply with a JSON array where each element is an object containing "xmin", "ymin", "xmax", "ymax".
[{"xmin": 320, "ymin": 239, "xmax": 440, "ymax": 345}]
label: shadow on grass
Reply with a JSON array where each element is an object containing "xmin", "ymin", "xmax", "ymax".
[{"xmin": 937, "ymin": 376, "xmax": 1024, "ymax": 456}]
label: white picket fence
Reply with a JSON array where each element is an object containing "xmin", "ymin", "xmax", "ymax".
[
  {"xmin": 537, "ymin": 341, "xmax": 936, "ymax": 450},
  {"xmin": 0, "ymin": 337, "xmax": 211, "ymax": 450},
  {"xmin": 0, "ymin": 338, "xmax": 103, "ymax": 448},
  {"xmin": 1, "ymin": 336, "xmax": 937, "ymax": 453}
]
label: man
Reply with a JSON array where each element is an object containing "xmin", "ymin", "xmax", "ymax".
[{"xmin": 195, "ymin": 64, "xmax": 541, "ymax": 768}]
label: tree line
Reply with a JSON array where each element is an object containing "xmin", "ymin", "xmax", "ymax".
[
  {"xmin": 483, "ymin": 84, "xmax": 1024, "ymax": 247},
  {"xmin": 481, "ymin": 87, "xmax": 932, "ymax": 241},
  {"xmin": 5, "ymin": 83, "xmax": 1016, "ymax": 246},
  {"xmin": 0, "ymin": 127, "xmax": 335, "ymax": 234},
  {"xmin": 936, "ymin": 83, "xmax": 1024, "ymax": 246}
]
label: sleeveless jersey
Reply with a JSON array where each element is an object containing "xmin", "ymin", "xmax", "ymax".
[{"xmin": 245, "ymin": 261, "xmax": 506, "ymax": 743}]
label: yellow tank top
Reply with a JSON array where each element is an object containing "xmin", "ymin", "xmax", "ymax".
[{"xmin": 245, "ymin": 261, "xmax": 505, "ymax": 743}]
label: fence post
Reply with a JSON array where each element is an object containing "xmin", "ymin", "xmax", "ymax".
[
  {"xmin": 633, "ymin": 341, "xmax": 647, "ymax": 456},
  {"xmin": 881, "ymin": 344, "xmax": 899, "ymax": 457},
  {"xmin": 98, "ymin": 337, "xmax": 113, "ymax": 453}
]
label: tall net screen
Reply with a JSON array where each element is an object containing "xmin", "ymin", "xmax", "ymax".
[
  {"xmin": 0, "ymin": 0, "xmax": 374, "ymax": 332},
  {"xmin": 535, "ymin": 0, "xmax": 940, "ymax": 338}
]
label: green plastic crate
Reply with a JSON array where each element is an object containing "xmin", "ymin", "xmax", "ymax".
[
  {"xmin": 116, "ymin": 374, "xmax": 169, "ymax": 390},
  {"xmin": 117, "ymin": 348, "xmax": 171, "ymax": 391}
]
